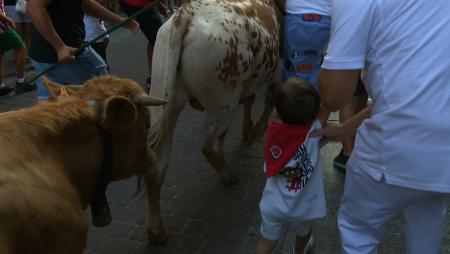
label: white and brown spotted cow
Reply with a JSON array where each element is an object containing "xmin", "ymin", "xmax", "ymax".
[{"xmin": 147, "ymin": 0, "xmax": 282, "ymax": 242}]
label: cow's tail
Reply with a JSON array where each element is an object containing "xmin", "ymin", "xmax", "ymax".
[{"xmin": 148, "ymin": 8, "xmax": 190, "ymax": 148}]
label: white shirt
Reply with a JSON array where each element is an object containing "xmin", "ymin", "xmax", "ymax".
[
  {"xmin": 323, "ymin": 0, "xmax": 450, "ymax": 193},
  {"xmin": 259, "ymin": 120, "xmax": 326, "ymax": 221},
  {"xmin": 84, "ymin": 15, "xmax": 108, "ymax": 42},
  {"xmin": 285, "ymin": 0, "xmax": 332, "ymax": 16}
]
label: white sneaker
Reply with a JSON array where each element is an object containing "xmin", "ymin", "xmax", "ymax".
[{"xmin": 292, "ymin": 234, "xmax": 314, "ymax": 254}]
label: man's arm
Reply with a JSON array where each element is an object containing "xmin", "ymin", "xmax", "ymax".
[
  {"xmin": 82, "ymin": 0, "xmax": 139, "ymax": 32},
  {"xmin": 27, "ymin": 0, "xmax": 76, "ymax": 62},
  {"xmin": 318, "ymin": 69, "xmax": 360, "ymax": 111},
  {"xmin": 311, "ymin": 105, "xmax": 372, "ymax": 146}
]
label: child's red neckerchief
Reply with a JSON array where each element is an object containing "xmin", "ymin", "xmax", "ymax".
[{"xmin": 263, "ymin": 121, "xmax": 312, "ymax": 177}]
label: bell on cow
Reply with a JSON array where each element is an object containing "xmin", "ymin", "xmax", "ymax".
[{"xmin": 90, "ymin": 192, "xmax": 112, "ymax": 227}]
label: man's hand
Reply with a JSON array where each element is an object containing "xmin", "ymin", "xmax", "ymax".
[
  {"xmin": 122, "ymin": 19, "xmax": 140, "ymax": 33},
  {"xmin": 57, "ymin": 45, "xmax": 77, "ymax": 63}
]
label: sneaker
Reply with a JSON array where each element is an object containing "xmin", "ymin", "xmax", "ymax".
[
  {"xmin": 145, "ymin": 76, "xmax": 151, "ymax": 94},
  {"xmin": 0, "ymin": 86, "xmax": 13, "ymax": 96},
  {"xmin": 333, "ymin": 150, "xmax": 350, "ymax": 171},
  {"xmin": 292, "ymin": 234, "xmax": 314, "ymax": 254},
  {"xmin": 15, "ymin": 81, "xmax": 37, "ymax": 93}
]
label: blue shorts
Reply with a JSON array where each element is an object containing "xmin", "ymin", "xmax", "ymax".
[
  {"xmin": 283, "ymin": 13, "xmax": 331, "ymax": 89},
  {"xmin": 31, "ymin": 47, "xmax": 108, "ymax": 100}
]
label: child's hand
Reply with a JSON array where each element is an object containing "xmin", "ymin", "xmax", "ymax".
[{"xmin": 310, "ymin": 122, "xmax": 350, "ymax": 147}]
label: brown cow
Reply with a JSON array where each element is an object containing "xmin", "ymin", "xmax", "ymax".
[{"xmin": 0, "ymin": 76, "xmax": 166, "ymax": 254}]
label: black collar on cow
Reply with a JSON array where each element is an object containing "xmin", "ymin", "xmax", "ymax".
[{"xmin": 88, "ymin": 100, "xmax": 114, "ymax": 227}]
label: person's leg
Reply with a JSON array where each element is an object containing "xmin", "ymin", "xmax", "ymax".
[
  {"xmin": 256, "ymin": 237, "xmax": 278, "ymax": 254},
  {"xmin": 257, "ymin": 211, "xmax": 284, "ymax": 254},
  {"xmin": 0, "ymin": 52, "xmax": 13, "ymax": 95},
  {"xmin": 338, "ymin": 169, "xmax": 402, "ymax": 254},
  {"xmin": 121, "ymin": 2, "xmax": 161, "ymax": 92},
  {"xmin": 334, "ymin": 80, "xmax": 368, "ymax": 171},
  {"xmin": 13, "ymin": 46, "xmax": 26, "ymax": 81},
  {"xmin": 404, "ymin": 195, "xmax": 447, "ymax": 254},
  {"xmin": 293, "ymin": 221, "xmax": 313, "ymax": 254},
  {"xmin": 338, "ymin": 166, "xmax": 447, "ymax": 254},
  {"xmin": 0, "ymin": 52, "xmax": 4, "ymax": 85}
]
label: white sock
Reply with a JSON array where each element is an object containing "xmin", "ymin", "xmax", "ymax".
[{"xmin": 16, "ymin": 77, "xmax": 25, "ymax": 83}]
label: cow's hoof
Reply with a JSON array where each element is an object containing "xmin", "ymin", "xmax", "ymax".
[
  {"xmin": 147, "ymin": 228, "xmax": 168, "ymax": 243},
  {"xmin": 221, "ymin": 174, "xmax": 239, "ymax": 185}
]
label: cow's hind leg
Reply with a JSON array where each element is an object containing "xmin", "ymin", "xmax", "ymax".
[
  {"xmin": 202, "ymin": 130, "xmax": 238, "ymax": 185},
  {"xmin": 201, "ymin": 98, "xmax": 241, "ymax": 185},
  {"xmin": 146, "ymin": 90, "xmax": 188, "ymax": 243},
  {"xmin": 241, "ymin": 94, "xmax": 255, "ymax": 144},
  {"xmin": 245, "ymin": 84, "xmax": 276, "ymax": 143}
]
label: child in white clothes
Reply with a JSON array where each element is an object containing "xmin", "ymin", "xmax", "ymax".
[{"xmin": 256, "ymin": 78, "xmax": 327, "ymax": 254}]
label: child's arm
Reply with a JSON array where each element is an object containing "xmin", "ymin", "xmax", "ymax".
[
  {"xmin": 312, "ymin": 104, "xmax": 372, "ymax": 145},
  {"xmin": 0, "ymin": 13, "xmax": 15, "ymax": 29}
]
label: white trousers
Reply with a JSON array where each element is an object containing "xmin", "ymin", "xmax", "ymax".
[{"xmin": 338, "ymin": 168, "xmax": 448, "ymax": 254}]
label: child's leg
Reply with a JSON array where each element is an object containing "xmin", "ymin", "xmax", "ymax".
[
  {"xmin": 293, "ymin": 221, "xmax": 313, "ymax": 254},
  {"xmin": 256, "ymin": 237, "xmax": 278, "ymax": 254},
  {"xmin": 257, "ymin": 212, "xmax": 285, "ymax": 254}
]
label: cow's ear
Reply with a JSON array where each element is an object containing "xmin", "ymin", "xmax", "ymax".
[
  {"xmin": 101, "ymin": 96, "xmax": 138, "ymax": 132},
  {"xmin": 43, "ymin": 76, "xmax": 80, "ymax": 99}
]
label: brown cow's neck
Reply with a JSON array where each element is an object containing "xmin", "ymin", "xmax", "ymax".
[{"xmin": 0, "ymin": 98, "xmax": 104, "ymax": 208}]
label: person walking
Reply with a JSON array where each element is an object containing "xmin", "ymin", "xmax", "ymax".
[
  {"xmin": 27, "ymin": 0, "xmax": 139, "ymax": 100},
  {"xmin": 0, "ymin": 0, "xmax": 32, "ymax": 95},
  {"xmin": 120, "ymin": 0, "xmax": 166, "ymax": 93},
  {"xmin": 319, "ymin": 0, "xmax": 450, "ymax": 253},
  {"xmin": 4, "ymin": 0, "xmax": 31, "ymax": 48},
  {"xmin": 256, "ymin": 78, "xmax": 329, "ymax": 254}
]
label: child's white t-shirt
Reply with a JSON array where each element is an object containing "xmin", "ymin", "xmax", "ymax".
[{"xmin": 259, "ymin": 120, "xmax": 326, "ymax": 221}]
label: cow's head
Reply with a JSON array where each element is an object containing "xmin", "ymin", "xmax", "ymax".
[
  {"xmin": 44, "ymin": 76, "xmax": 166, "ymax": 226},
  {"xmin": 45, "ymin": 76, "xmax": 166, "ymax": 180}
]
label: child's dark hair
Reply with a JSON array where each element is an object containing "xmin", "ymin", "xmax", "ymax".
[{"xmin": 274, "ymin": 77, "xmax": 321, "ymax": 125}]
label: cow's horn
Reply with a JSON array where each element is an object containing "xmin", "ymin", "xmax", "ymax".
[{"xmin": 137, "ymin": 95, "xmax": 168, "ymax": 106}]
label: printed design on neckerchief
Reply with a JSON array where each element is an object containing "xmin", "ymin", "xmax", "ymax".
[{"xmin": 281, "ymin": 143, "xmax": 314, "ymax": 192}]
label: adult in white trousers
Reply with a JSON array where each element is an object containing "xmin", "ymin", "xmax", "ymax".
[{"xmin": 317, "ymin": 0, "xmax": 450, "ymax": 253}]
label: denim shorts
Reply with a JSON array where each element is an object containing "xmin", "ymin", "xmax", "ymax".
[
  {"xmin": 31, "ymin": 47, "xmax": 108, "ymax": 100},
  {"xmin": 283, "ymin": 13, "xmax": 331, "ymax": 89}
]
